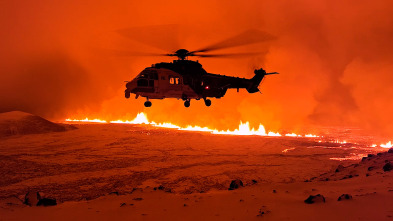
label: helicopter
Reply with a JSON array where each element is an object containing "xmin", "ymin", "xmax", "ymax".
[{"xmin": 121, "ymin": 29, "xmax": 279, "ymax": 107}]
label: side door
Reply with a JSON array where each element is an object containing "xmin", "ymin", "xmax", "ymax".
[{"xmin": 149, "ymin": 71, "xmax": 159, "ymax": 93}]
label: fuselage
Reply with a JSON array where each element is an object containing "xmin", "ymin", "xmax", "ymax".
[
  {"xmin": 125, "ymin": 66, "xmax": 200, "ymax": 99},
  {"xmin": 125, "ymin": 60, "xmax": 231, "ymax": 100},
  {"xmin": 125, "ymin": 59, "xmax": 270, "ymax": 106}
]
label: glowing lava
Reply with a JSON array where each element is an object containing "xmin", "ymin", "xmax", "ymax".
[
  {"xmin": 64, "ymin": 112, "xmax": 393, "ymax": 148},
  {"xmin": 380, "ymin": 141, "xmax": 393, "ymax": 148},
  {"xmin": 66, "ymin": 112, "xmax": 319, "ymax": 137},
  {"xmin": 65, "ymin": 118, "xmax": 107, "ymax": 123},
  {"xmin": 110, "ymin": 113, "xmax": 149, "ymax": 124},
  {"xmin": 111, "ymin": 113, "xmax": 285, "ymax": 136}
]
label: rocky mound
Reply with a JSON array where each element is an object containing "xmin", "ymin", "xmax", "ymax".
[
  {"xmin": 0, "ymin": 111, "xmax": 72, "ymax": 137},
  {"xmin": 310, "ymin": 149, "xmax": 393, "ymax": 182}
]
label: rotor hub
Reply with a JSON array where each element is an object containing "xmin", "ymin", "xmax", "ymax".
[{"xmin": 174, "ymin": 49, "xmax": 191, "ymax": 60}]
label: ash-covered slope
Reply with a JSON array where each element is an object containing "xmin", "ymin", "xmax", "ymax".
[
  {"xmin": 0, "ymin": 111, "xmax": 71, "ymax": 137},
  {"xmin": 311, "ymin": 149, "xmax": 393, "ymax": 182}
]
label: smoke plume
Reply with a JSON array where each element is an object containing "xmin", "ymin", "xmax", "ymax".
[{"xmin": 1, "ymin": 0, "xmax": 393, "ymax": 137}]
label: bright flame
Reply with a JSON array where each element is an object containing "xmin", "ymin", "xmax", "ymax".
[
  {"xmin": 65, "ymin": 112, "xmax": 393, "ymax": 150},
  {"xmin": 66, "ymin": 112, "xmax": 321, "ymax": 138},
  {"xmin": 285, "ymin": 133, "xmax": 302, "ymax": 137},
  {"xmin": 282, "ymin": 147, "xmax": 295, "ymax": 153},
  {"xmin": 212, "ymin": 122, "xmax": 270, "ymax": 136},
  {"xmin": 110, "ymin": 112, "xmax": 149, "ymax": 124},
  {"xmin": 180, "ymin": 125, "xmax": 212, "ymax": 132},
  {"xmin": 153, "ymin": 122, "xmax": 181, "ymax": 129},
  {"xmin": 380, "ymin": 141, "xmax": 392, "ymax": 148},
  {"xmin": 65, "ymin": 118, "xmax": 107, "ymax": 123}
]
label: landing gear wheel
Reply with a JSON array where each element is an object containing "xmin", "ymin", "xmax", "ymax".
[
  {"xmin": 144, "ymin": 101, "xmax": 152, "ymax": 107},
  {"xmin": 184, "ymin": 100, "xmax": 190, "ymax": 108},
  {"xmin": 125, "ymin": 92, "xmax": 130, "ymax": 99},
  {"xmin": 181, "ymin": 93, "xmax": 188, "ymax": 101},
  {"xmin": 204, "ymin": 99, "xmax": 211, "ymax": 107}
]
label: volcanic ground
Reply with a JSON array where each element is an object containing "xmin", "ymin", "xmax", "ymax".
[{"xmin": 1, "ymin": 115, "xmax": 393, "ymax": 220}]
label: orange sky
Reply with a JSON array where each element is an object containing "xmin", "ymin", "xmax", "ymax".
[{"xmin": 1, "ymin": 0, "xmax": 393, "ymax": 136}]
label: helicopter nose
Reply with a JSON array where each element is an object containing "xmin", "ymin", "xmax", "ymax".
[
  {"xmin": 125, "ymin": 81, "xmax": 137, "ymax": 96},
  {"xmin": 125, "ymin": 81, "xmax": 136, "ymax": 99},
  {"xmin": 126, "ymin": 81, "xmax": 133, "ymax": 89}
]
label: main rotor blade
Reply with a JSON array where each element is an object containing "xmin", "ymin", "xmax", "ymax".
[
  {"xmin": 192, "ymin": 29, "xmax": 276, "ymax": 53},
  {"xmin": 97, "ymin": 48, "xmax": 168, "ymax": 57},
  {"xmin": 116, "ymin": 24, "xmax": 181, "ymax": 52},
  {"xmin": 194, "ymin": 51, "xmax": 267, "ymax": 58}
]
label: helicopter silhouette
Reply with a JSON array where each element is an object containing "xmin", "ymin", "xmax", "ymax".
[{"xmin": 121, "ymin": 29, "xmax": 279, "ymax": 107}]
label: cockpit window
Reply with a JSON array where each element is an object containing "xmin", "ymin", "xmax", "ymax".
[
  {"xmin": 137, "ymin": 79, "xmax": 148, "ymax": 87},
  {"xmin": 139, "ymin": 69, "xmax": 158, "ymax": 80},
  {"xmin": 137, "ymin": 73, "xmax": 148, "ymax": 79}
]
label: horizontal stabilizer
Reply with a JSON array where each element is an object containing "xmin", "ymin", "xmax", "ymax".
[{"xmin": 247, "ymin": 68, "xmax": 278, "ymax": 93}]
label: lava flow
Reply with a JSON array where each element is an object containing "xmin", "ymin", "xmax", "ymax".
[
  {"xmin": 66, "ymin": 112, "xmax": 317, "ymax": 137},
  {"xmin": 65, "ymin": 112, "xmax": 393, "ymax": 149}
]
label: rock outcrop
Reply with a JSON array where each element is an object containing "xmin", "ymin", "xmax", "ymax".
[
  {"xmin": 337, "ymin": 194, "xmax": 352, "ymax": 201},
  {"xmin": 383, "ymin": 162, "xmax": 393, "ymax": 172},
  {"xmin": 24, "ymin": 191, "xmax": 57, "ymax": 206},
  {"xmin": 304, "ymin": 194, "xmax": 325, "ymax": 204},
  {"xmin": 228, "ymin": 179, "xmax": 244, "ymax": 190},
  {"xmin": 24, "ymin": 192, "xmax": 41, "ymax": 206}
]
